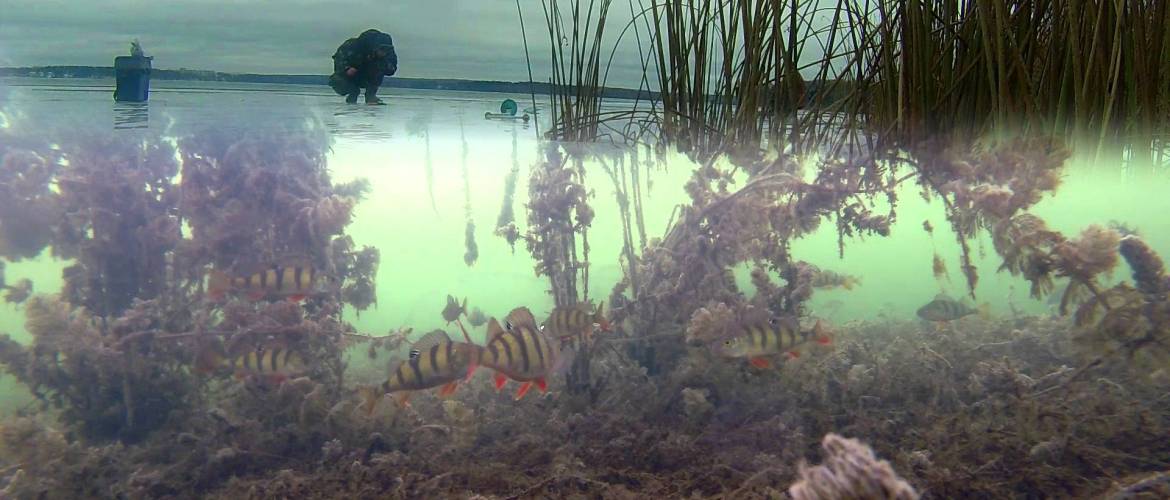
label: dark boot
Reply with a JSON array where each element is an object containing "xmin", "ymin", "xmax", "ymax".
[
  {"xmin": 365, "ymin": 82, "xmax": 385, "ymax": 105},
  {"xmin": 330, "ymin": 73, "xmax": 360, "ymax": 103}
]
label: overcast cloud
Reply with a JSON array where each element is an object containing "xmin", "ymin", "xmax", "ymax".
[{"xmin": 0, "ymin": 0, "xmax": 654, "ymax": 87}]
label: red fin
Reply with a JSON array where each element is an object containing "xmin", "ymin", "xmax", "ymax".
[
  {"xmin": 514, "ymin": 381, "xmax": 533, "ymax": 400},
  {"xmin": 813, "ymin": 320, "xmax": 834, "ymax": 345},
  {"xmin": 395, "ymin": 391, "xmax": 412, "ymax": 407},
  {"xmin": 786, "ymin": 351, "xmax": 801, "ymax": 359},
  {"xmin": 438, "ymin": 381, "xmax": 459, "ymax": 397},
  {"xmin": 535, "ymin": 378, "xmax": 547, "ymax": 393},
  {"xmin": 749, "ymin": 357, "xmax": 772, "ymax": 369},
  {"xmin": 287, "ymin": 294, "xmax": 307, "ymax": 303},
  {"xmin": 464, "ymin": 363, "xmax": 479, "ymax": 382},
  {"xmin": 595, "ymin": 303, "xmax": 612, "ymax": 332},
  {"xmin": 494, "ymin": 372, "xmax": 508, "ymax": 391}
]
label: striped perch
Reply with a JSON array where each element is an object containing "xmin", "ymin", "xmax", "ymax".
[
  {"xmin": 480, "ymin": 306, "xmax": 571, "ymax": 400},
  {"xmin": 359, "ymin": 329, "xmax": 484, "ymax": 412},
  {"xmin": 206, "ymin": 262, "xmax": 318, "ymax": 302},
  {"xmin": 196, "ymin": 343, "xmax": 307, "ymax": 384},
  {"xmin": 542, "ymin": 302, "xmax": 612, "ymax": 351},
  {"xmin": 709, "ymin": 313, "xmax": 833, "ymax": 369}
]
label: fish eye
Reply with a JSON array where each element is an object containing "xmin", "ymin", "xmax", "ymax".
[
  {"xmin": 504, "ymin": 321, "xmax": 514, "ymax": 331},
  {"xmin": 768, "ymin": 318, "xmax": 778, "ymax": 325},
  {"xmin": 723, "ymin": 340, "xmax": 732, "ymax": 346}
]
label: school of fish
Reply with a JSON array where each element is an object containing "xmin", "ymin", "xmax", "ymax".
[{"xmin": 198, "ymin": 258, "xmax": 1010, "ymax": 410}]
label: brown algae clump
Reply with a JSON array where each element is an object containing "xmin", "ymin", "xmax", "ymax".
[{"xmin": 789, "ymin": 433, "xmax": 919, "ymax": 500}]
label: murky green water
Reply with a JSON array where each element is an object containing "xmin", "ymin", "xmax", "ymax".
[{"xmin": 1, "ymin": 77, "xmax": 1167, "ymax": 498}]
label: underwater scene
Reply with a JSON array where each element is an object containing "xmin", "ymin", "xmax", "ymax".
[{"xmin": 2, "ymin": 2, "xmax": 1170, "ymax": 499}]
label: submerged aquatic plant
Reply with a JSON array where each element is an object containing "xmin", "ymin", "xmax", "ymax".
[
  {"xmin": 1068, "ymin": 236, "xmax": 1170, "ymax": 376},
  {"xmin": 788, "ymin": 433, "xmax": 919, "ymax": 500},
  {"xmin": 0, "ymin": 295, "xmax": 197, "ymax": 442},
  {"xmin": 0, "ymin": 118, "xmax": 376, "ymax": 448},
  {"xmin": 0, "ymin": 147, "xmax": 63, "ymax": 260},
  {"xmin": 460, "ymin": 118, "xmax": 478, "ymax": 267},
  {"xmin": 495, "ymin": 126, "xmax": 522, "ymax": 253},
  {"xmin": 515, "ymin": 143, "xmax": 595, "ymax": 308}
]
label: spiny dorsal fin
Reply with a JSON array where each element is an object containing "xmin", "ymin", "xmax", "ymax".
[
  {"xmin": 738, "ymin": 308, "xmax": 773, "ymax": 327},
  {"xmin": 410, "ymin": 329, "xmax": 451, "ymax": 359},
  {"xmin": 486, "ymin": 318, "xmax": 507, "ymax": 341},
  {"xmin": 505, "ymin": 306, "xmax": 539, "ymax": 330}
]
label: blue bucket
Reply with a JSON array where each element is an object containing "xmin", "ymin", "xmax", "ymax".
[{"xmin": 114, "ymin": 55, "xmax": 152, "ymax": 102}]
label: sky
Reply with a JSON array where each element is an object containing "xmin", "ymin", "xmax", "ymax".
[{"xmin": 0, "ymin": 0, "xmax": 657, "ymax": 87}]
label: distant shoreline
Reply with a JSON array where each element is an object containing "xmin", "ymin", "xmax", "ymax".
[{"xmin": 0, "ymin": 65, "xmax": 657, "ymax": 101}]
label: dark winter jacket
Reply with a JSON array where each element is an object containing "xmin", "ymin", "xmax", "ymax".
[{"xmin": 332, "ymin": 29, "xmax": 398, "ymax": 77}]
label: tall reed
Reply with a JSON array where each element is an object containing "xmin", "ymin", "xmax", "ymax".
[
  {"xmin": 867, "ymin": 0, "xmax": 1170, "ymax": 162},
  {"xmin": 542, "ymin": 0, "xmax": 614, "ymax": 142},
  {"xmin": 529, "ymin": 0, "xmax": 1168, "ymax": 165}
]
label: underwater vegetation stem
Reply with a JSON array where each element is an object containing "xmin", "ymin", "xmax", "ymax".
[{"xmin": 461, "ymin": 117, "xmax": 478, "ymax": 267}]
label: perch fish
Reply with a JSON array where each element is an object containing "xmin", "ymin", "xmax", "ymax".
[
  {"xmin": 442, "ymin": 294, "xmax": 468, "ymax": 324},
  {"xmin": 358, "ymin": 329, "xmax": 483, "ymax": 412},
  {"xmin": 206, "ymin": 261, "xmax": 319, "ymax": 302},
  {"xmin": 480, "ymin": 306, "xmax": 571, "ymax": 400},
  {"xmin": 467, "ymin": 307, "xmax": 489, "ymax": 327},
  {"xmin": 709, "ymin": 313, "xmax": 833, "ymax": 369},
  {"xmin": 810, "ymin": 269, "xmax": 862, "ymax": 290},
  {"xmin": 195, "ymin": 344, "xmax": 307, "ymax": 384},
  {"xmin": 915, "ymin": 294, "xmax": 990, "ymax": 322},
  {"xmin": 541, "ymin": 302, "xmax": 612, "ymax": 350}
]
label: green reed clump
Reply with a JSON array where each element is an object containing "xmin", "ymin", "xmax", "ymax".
[
  {"xmin": 865, "ymin": 0, "xmax": 1169, "ymax": 160},
  {"xmin": 647, "ymin": 0, "xmax": 834, "ymax": 160},
  {"xmin": 542, "ymin": 0, "xmax": 613, "ymax": 142},
  {"xmin": 529, "ymin": 0, "xmax": 1167, "ymax": 165}
]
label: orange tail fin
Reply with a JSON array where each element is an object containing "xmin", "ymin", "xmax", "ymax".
[
  {"xmin": 206, "ymin": 270, "xmax": 232, "ymax": 301},
  {"xmin": 358, "ymin": 385, "xmax": 383, "ymax": 415}
]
